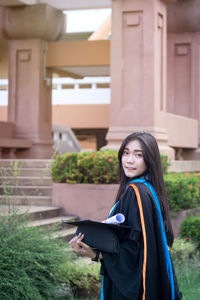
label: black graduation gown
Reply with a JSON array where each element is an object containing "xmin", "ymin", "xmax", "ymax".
[{"xmin": 100, "ymin": 182, "xmax": 181, "ymax": 300}]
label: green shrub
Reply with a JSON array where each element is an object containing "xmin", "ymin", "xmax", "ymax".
[
  {"xmin": 171, "ymin": 238, "xmax": 198, "ymax": 262},
  {"xmin": 180, "ymin": 215, "xmax": 200, "ymax": 248},
  {"xmin": 0, "ymin": 214, "xmax": 68, "ymax": 300},
  {"xmin": 57, "ymin": 257, "xmax": 101, "ymax": 299},
  {"xmin": 51, "ymin": 151, "xmax": 169, "ymax": 184},
  {"xmin": 51, "ymin": 153, "xmax": 82, "ymax": 183},
  {"xmin": 164, "ymin": 173, "xmax": 200, "ymax": 211},
  {"xmin": 77, "ymin": 151, "xmax": 119, "ymax": 184},
  {"xmin": 51, "ymin": 150, "xmax": 119, "ymax": 184}
]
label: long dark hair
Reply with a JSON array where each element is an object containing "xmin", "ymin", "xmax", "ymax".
[{"xmin": 115, "ymin": 132, "xmax": 174, "ymax": 246}]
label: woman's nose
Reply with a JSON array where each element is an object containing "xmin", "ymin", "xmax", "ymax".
[{"xmin": 127, "ymin": 154, "xmax": 135, "ymax": 163}]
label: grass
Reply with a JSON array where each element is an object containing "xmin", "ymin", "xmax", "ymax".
[{"xmin": 175, "ymin": 259, "xmax": 200, "ymax": 300}]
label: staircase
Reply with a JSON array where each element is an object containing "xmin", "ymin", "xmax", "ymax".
[{"xmin": 0, "ymin": 159, "xmax": 78, "ymax": 241}]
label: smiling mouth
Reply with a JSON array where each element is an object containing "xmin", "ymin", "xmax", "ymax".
[{"xmin": 126, "ymin": 167, "xmax": 136, "ymax": 171}]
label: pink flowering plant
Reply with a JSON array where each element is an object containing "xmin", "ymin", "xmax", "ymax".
[
  {"xmin": 77, "ymin": 151, "xmax": 119, "ymax": 184},
  {"xmin": 51, "ymin": 152, "xmax": 84, "ymax": 183},
  {"xmin": 51, "ymin": 150, "xmax": 119, "ymax": 184}
]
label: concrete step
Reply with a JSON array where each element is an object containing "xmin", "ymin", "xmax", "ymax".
[
  {"xmin": 0, "ymin": 167, "xmax": 51, "ymax": 177},
  {"xmin": 51, "ymin": 227, "xmax": 77, "ymax": 241},
  {"xmin": 0, "ymin": 159, "xmax": 54, "ymax": 169},
  {"xmin": 24, "ymin": 206, "xmax": 62, "ymax": 220},
  {"xmin": 0, "ymin": 204, "xmax": 78, "ymax": 241},
  {"xmin": 0, "ymin": 176, "xmax": 52, "ymax": 186},
  {"xmin": 0, "ymin": 185, "xmax": 52, "ymax": 196},
  {"xmin": 0, "ymin": 195, "xmax": 52, "ymax": 206},
  {"xmin": 27, "ymin": 215, "xmax": 77, "ymax": 230},
  {"xmin": 0, "ymin": 159, "xmax": 77, "ymax": 242},
  {"xmin": 0, "ymin": 205, "xmax": 62, "ymax": 220}
]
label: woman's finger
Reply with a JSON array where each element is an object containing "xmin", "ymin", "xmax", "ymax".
[
  {"xmin": 77, "ymin": 240, "xmax": 88, "ymax": 249},
  {"xmin": 78, "ymin": 233, "xmax": 85, "ymax": 241},
  {"xmin": 69, "ymin": 233, "xmax": 82, "ymax": 246}
]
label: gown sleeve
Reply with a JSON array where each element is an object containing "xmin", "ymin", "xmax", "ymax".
[{"xmin": 100, "ymin": 187, "xmax": 144, "ymax": 299}]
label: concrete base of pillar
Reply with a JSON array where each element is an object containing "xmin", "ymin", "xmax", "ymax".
[
  {"xmin": 169, "ymin": 160, "xmax": 200, "ymax": 172},
  {"xmin": 104, "ymin": 126, "xmax": 175, "ymax": 160},
  {"xmin": 15, "ymin": 140, "xmax": 54, "ymax": 159}
]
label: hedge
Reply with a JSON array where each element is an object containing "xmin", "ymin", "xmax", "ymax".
[
  {"xmin": 180, "ymin": 215, "xmax": 200, "ymax": 248},
  {"xmin": 51, "ymin": 150, "xmax": 119, "ymax": 184}
]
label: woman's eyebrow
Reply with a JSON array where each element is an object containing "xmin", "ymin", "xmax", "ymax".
[{"xmin": 124, "ymin": 147, "xmax": 143, "ymax": 152}]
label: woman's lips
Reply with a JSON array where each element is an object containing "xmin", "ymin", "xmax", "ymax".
[{"xmin": 126, "ymin": 167, "xmax": 136, "ymax": 170}]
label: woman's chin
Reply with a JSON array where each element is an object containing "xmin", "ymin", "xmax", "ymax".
[{"xmin": 125, "ymin": 172, "xmax": 137, "ymax": 178}]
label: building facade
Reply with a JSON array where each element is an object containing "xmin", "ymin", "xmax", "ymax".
[{"xmin": 0, "ymin": 0, "xmax": 200, "ymax": 162}]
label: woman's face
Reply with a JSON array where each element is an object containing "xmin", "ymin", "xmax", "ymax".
[{"xmin": 122, "ymin": 139, "xmax": 147, "ymax": 179}]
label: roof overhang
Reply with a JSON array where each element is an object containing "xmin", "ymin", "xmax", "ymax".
[{"xmin": 46, "ymin": 40, "xmax": 110, "ymax": 77}]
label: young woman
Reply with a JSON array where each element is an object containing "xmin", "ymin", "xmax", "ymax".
[{"xmin": 70, "ymin": 132, "xmax": 182, "ymax": 300}]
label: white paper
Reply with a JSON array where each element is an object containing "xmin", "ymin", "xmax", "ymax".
[{"xmin": 102, "ymin": 213, "xmax": 125, "ymax": 225}]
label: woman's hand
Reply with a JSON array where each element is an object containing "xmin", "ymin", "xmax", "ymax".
[{"xmin": 69, "ymin": 233, "xmax": 96, "ymax": 259}]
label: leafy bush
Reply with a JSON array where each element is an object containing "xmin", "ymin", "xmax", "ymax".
[
  {"xmin": 0, "ymin": 214, "xmax": 68, "ymax": 300},
  {"xmin": 51, "ymin": 153, "xmax": 81, "ymax": 184},
  {"xmin": 171, "ymin": 238, "xmax": 198, "ymax": 262},
  {"xmin": 51, "ymin": 151, "xmax": 169, "ymax": 184},
  {"xmin": 78, "ymin": 151, "xmax": 119, "ymax": 184},
  {"xmin": 57, "ymin": 257, "xmax": 101, "ymax": 299},
  {"xmin": 180, "ymin": 215, "xmax": 200, "ymax": 248},
  {"xmin": 52, "ymin": 150, "xmax": 119, "ymax": 184},
  {"xmin": 164, "ymin": 172, "xmax": 200, "ymax": 211}
]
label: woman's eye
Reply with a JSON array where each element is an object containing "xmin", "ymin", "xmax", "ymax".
[
  {"xmin": 123, "ymin": 150, "xmax": 129, "ymax": 155},
  {"xmin": 136, "ymin": 153, "xmax": 142, "ymax": 158}
]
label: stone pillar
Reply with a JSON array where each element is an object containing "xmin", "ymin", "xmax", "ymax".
[
  {"xmin": 106, "ymin": 0, "xmax": 175, "ymax": 159},
  {"xmin": 8, "ymin": 39, "xmax": 53, "ymax": 158},
  {"xmin": 2, "ymin": 4, "xmax": 65, "ymax": 158},
  {"xmin": 167, "ymin": 0, "xmax": 200, "ymax": 160}
]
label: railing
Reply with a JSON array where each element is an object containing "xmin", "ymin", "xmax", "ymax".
[
  {"xmin": 0, "ymin": 77, "xmax": 111, "ymax": 106},
  {"xmin": 52, "ymin": 124, "xmax": 82, "ymax": 154}
]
